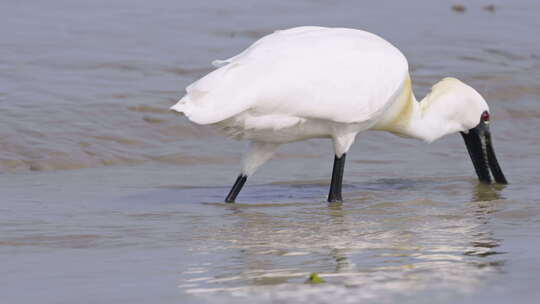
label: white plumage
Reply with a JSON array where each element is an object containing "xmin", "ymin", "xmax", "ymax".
[
  {"xmin": 171, "ymin": 26, "xmax": 503, "ymax": 202},
  {"xmin": 174, "ymin": 26, "xmax": 407, "ymax": 126}
]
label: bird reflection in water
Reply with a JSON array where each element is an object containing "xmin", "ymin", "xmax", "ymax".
[
  {"xmin": 182, "ymin": 181, "xmax": 508, "ymax": 297},
  {"xmin": 463, "ymin": 182, "xmax": 507, "ymax": 263}
]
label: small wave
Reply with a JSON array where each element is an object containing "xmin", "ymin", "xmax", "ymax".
[
  {"xmin": 89, "ymin": 135, "xmax": 144, "ymax": 145},
  {"xmin": 484, "ymin": 48, "xmax": 527, "ymax": 61},
  {"xmin": 211, "ymin": 29, "xmax": 270, "ymax": 39},
  {"xmin": 162, "ymin": 66, "xmax": 213, "ymax": 76},
  {"xmin": 0, "ymin": 234, "xmax": 102, "ymax": 249},
  {"xmin": 127, "ymin": 105, "xmax": 172, "ymax": 114},
  {"xmin": 150, "ymin": 153, "xmax": 237, "ymax": 165},
  {"xmin": 0, "ymin": 149, "xmax": 236, "ymax": 173}
]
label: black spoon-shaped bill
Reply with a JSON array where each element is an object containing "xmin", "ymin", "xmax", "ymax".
[{"xmin": 461, "ymin": 112, "xmax": 507, "ymax": 184}]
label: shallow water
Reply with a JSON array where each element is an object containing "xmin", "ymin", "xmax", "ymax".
[{"xmin": 2, "ymin": 0, "xmax": 540, "ymax": 303}]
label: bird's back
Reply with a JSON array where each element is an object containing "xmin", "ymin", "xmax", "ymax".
[{"xmin": 172, "ymin": 26, "xmax": 409, "ymax": 127}]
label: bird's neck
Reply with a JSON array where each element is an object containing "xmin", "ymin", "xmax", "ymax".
[{"xmin": 371, "ymin": 77, "xmax": 456, "ymax": 142}]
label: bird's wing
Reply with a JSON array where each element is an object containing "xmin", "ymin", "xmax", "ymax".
[{"xmin": 172, "ymin": 26, "xmax": 409, "ymax": 125}]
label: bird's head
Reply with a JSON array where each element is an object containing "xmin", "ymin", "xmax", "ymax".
[{"xmin": 424, "ymin": 77, "xmax": 507, "ymax": 184}]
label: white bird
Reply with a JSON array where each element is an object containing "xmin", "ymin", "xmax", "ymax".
[{"xmin": 171, "ymin": 26, "xmax": 507, "ymax": 203}]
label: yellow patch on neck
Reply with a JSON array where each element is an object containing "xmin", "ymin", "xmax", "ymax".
[
  {"xmin": 387, "ymin": 75, "xmax": 415, "ymax": 128},
  {"xmin": 370, "ymin": 75, "xmax": 417, "ymax": 136}
]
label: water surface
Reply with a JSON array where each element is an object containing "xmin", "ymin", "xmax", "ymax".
[{"xmin": 1, "ymin": 0, "xmax": 540, "ymax": 303}]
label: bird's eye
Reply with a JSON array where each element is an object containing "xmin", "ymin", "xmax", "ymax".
[{"xmin": 481, "ymin": 111, "xmax": 490, "ymax": 122}]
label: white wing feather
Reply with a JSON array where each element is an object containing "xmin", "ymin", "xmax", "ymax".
[{"xmin": 171, "ymin": 26, "xmax": 409, "ymax": 125}]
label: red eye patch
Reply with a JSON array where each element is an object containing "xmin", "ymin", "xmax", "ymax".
[{"xmin": 482, "ymin": 111, "xmax": 490, "ymax": 122}]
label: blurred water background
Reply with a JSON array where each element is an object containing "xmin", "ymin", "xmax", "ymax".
[{"xmin": 1, "ymin": 0, "xmax": 540, "ymax": 303}]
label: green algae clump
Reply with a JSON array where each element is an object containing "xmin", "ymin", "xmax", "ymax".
[{"xmin": 306, "ymin": 273, "xmax": 326, "ymax": 284}]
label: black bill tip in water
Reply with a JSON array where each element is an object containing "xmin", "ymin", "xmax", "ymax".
[
  {"xmin": 484, "ymin": 129, "xmax": 508, "ymax": 184},
  {"xmin": 461, "ymin": 111, "xmax": 507, "ymax": 184}
]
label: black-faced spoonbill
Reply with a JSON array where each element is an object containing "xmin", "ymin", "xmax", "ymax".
[{"xmin": 171, "ymin": 26, "xmax": 507, "ymax": 203}]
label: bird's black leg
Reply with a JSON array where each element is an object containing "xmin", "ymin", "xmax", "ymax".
[
  {"xmin": 327, "ymin": 154, "xmax": 346, "ymax": 202},
  {"xmin": 225, "ymin": 175, "xmax": 247, "ymax": 203}
]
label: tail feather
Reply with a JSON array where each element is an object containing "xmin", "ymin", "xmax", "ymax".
[
  {"xmin": 170, "ymin": 96, "xmax": 187, "ymax": 113},
  {"xmin": 171, "ymin": 61, "xmax": 255, "ymax": 125}
]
